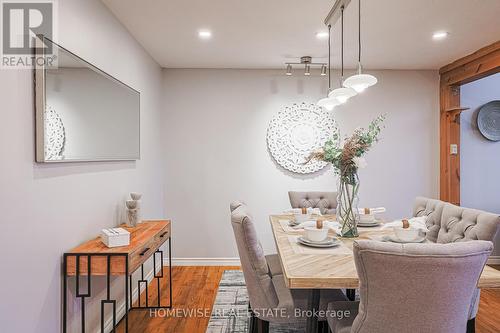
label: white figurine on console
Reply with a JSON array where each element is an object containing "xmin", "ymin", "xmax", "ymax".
[
  {"xmin": 126, "ymin": 192, "xmax": 142, "ymax": 227},
  {"xmin": 125, "ymin": 199, "xmax": 138, "ymax": 227}
]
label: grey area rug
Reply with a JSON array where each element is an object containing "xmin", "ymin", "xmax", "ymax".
[{"xmin": 206, "ymin": 270, "xmax": 306, "ymax": 333}]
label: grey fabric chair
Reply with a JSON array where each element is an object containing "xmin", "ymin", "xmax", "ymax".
[
  {"xmin": 413, "ymin": 197, "xmax": 500, "ymax": 245},
  {"xmin": 327, "ymin": 240, "xmax": 493, "ymax": 333},
  {"xmin": 413, "ymin": 196, "xmax": 446, "ymax": 243},
  {"xmin": 288, "ymin": 191, "xmax": 337, "ymax": 215},
  {"xmin": 230, "ymin": 201, "xmax": 347, "ymax": 332},
  {"xmin": 413, "ymin": 196, "xmax": 500, "ymax": 331}
]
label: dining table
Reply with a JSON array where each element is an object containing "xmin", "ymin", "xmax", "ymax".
[{"xmin": 269, "ymin": 214, "xmax": 500, "ymax": 333}]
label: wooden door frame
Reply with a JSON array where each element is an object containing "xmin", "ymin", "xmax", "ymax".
[{"xmin": 439, "ymin": 41, "xmax": 500, "ymax": 204}]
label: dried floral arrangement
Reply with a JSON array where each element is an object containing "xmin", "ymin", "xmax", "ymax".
[{"xmin": 307, "ymin": 114, "xmax": 386, "ymax": 183}]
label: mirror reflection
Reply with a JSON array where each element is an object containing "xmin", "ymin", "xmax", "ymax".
[{"xmin": 39, "ymin": 39, "xmax": 140, "ymax": 162}]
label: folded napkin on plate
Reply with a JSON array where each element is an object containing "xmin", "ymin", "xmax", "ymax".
[
  {"xmin": 381, "ymin": 216, "xmax": 428, "ymax": 231},
  {"xmin": 358, "ymin": 207, "xmax": 386, "ymax": 214},
  {"xmin": 283, "ymin": 208, "xmax": 322, "ymax": 215},
  {"xmin": 292, "ymin": 220, "xmax": 340, "ymax": 233}
]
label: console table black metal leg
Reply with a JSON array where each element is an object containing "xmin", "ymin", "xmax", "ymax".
[
  {"xmin": 62, "ymin": 254, "xmax": 67, "ymax": 333},
  {"xmin": 169, "ymin": 236, "xmax": 172, "ymax": 307},
  {"xmin": 129, "ymin": 239, "xmax": 172, "ymax": 310},
  {"xmin": 62, "ymin": 253, "xmax": 129, "ymax": 333},
  {"xmin": 76, "ymin": 254, "xmax": 91, "ymax": 333},
  {"xmin": 467, "ymin": 317, "xmax": 475, "ymax": 333},
  {"xmin": 63, "ymin": 239, "xmax": 172, "ymax": 333},
  {"xmin": 125, "ymin": 255, "xmax": 129, "ymax": 333}
]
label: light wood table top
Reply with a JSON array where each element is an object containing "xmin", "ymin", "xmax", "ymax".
[{"xmin": 270, "ymin": 215, "xmax": 500, "ymax": 289}]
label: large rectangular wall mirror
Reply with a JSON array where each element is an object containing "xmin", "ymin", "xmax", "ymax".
[{"xmin": 35, "ymin": 36, "xmax": 140, "ymax": 162}]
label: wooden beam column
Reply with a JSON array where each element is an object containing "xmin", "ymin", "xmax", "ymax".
[{"xmin": 439, "ymin": 41, "xmax": 500, "ymax": 204}]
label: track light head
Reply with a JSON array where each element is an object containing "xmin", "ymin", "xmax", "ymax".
[
  {"xmin": 320, "ymin": 64, "xmax": 327, "ymax": 76},
  {"xmin": 304, "ymin": 64, "xmax": 311, "ymax": 76}
]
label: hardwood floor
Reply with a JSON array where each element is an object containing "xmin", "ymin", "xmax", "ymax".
[
  {"xmin": 117, "ymin": 266, "xmax": 239, "ymax": 333},
  {"xmin": 477, "ymin": 265, "xmax": 500, "ymax": 333},
  {"xmin": 118, "ymin": 265, "xmax": 500, "ymax": 333}
]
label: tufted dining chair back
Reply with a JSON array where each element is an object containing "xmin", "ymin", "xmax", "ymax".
[
  {"xmin": 413, "ymin": 197, "xmax": 447, "ymax": 242},
  {"xmin": 437, "ymin": 204, "xmax": 500, "ymax": 244},
  {"xmin": 229, "ymin": 201, "xmax": 279, "ymax": 311},
  {"xmin": 349, "ymin": 240, "xmax": 493, "ymax": 333},
  {"xmin": 413, "ymin": 197, "xmax": 500, "ymax": 244},
  {"xmin": 412, "ymin": 197, "xmax": 500, "ymax": 324},
  {"xmin": 288, "ymin": 191, "xmax": 337, "ymax": 215}
]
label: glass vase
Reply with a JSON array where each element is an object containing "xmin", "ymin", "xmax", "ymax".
[{"xmin": 337, "ymin": 172, "xmax": 360, "ymax": 238}]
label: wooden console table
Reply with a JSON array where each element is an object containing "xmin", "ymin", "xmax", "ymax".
[{"xmin": 63, "ymin": 220, "xmax": 172, "ymax": 333}]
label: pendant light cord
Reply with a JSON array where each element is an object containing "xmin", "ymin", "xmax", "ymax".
[
  {"xmin": 328, "ymin": 24, "xmax": 331, "ymax": 92},
  {"xmin": 341, "ymin": 5, "xmax": 344, "ymax": 80},
  {"xmin": 358, "ymin": 0, "xmax": 361, "ymax": 64}
]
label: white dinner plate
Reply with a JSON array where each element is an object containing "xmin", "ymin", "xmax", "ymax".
[
  {"xmin": 358, "ymin": 218, "xmax": 383, "ymax": 227},
  {"xmin": 358, "ymin": 221, "xmax": 381, "ymax": 227},
  {"xmin": 359, "ymin": 215, "xmax": 376, "ymax": 223},
  {"xmin": 297, "ymin": 236, "xmax": 341, "ymax": 248},
  {"xmin": 382, "ymin": 235, "xmax": 426, "ymax": 244}
]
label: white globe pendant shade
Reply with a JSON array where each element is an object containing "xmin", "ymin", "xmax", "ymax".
[
  {"xmin": 343, "ymin": 73, "xmax": 377, "ymax": 93},
  {"xmin": 317, "ymin": 97, "xmax": 341, "ymax": 111},
  {"xmin": 328, "ymin": 87, "xmax": 357, "ymax": 104}
]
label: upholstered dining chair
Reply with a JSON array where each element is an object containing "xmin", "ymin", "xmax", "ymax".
[
  {"xmin": 413, "ymin": 196, "xmax": 500, "ymax": 332},
  {"xmin": 288, "ymin": 191, "xmax": 337, "ymax": 215},
  {"xmin": 327, "ymin": 240, "xmax": 493, "ymax": 333},
  {"xmin": 230, "ymin": 201, "xmax": 347, "ymax": 332},
  {"xmin": 412, "ymin": 196, "xmax": 446, "ymax": 243}
]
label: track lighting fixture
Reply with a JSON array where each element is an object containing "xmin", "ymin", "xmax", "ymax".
[{"xmin": 284, "ymin": 56, "xmax": 326, "ymax": 76}]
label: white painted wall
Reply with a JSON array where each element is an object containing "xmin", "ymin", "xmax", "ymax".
[
  {"xmin": 0, "ymin": 0, "xmax": 165, "ymax": 332},
  {"xmin": 460, "ymin": 73, "xmax": 500, "ymax": 255},
  {"xmin": 162, "ymin": 69, "xmax": 440, "ymax": 259},
  {"xmin": 0, "ymin": 2, "xmax": 442, "ymax": 330}
]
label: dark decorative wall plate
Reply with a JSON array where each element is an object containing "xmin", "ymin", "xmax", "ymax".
[{"xmin": 477, "ymin": 101, "xmax": 500, "ymax": 141}]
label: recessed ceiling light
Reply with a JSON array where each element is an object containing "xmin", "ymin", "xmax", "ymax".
[
  {"xmin": 316, "ymin": 31, "xmax": 329, "ymax": 39},
  {"xmin": 198, "ymin": 30, "xmax": 212, "ymax": 39},
  {"xmin": 432, "ymin": 31, "xmax": 449, "ymax": 40}
]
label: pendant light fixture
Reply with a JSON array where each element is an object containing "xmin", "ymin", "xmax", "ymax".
[
  {"xmin": 328, "ymin": 5, "xmax": 357, "ymax": 105},
  {"xmin": 317, "ymin": 24, "xmax": 341, "ymax": 111},
  {"xmin": 343, "ymin": 0, "xmax": 377, "ymax": 93}
]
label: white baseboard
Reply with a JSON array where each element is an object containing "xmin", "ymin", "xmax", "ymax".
[
  {"xmin": 167, "ymin": 257, "xmax": 241, "ymax": 266},
  {"xmin": 487, "ymin": 256, "xmax": 500, "ymax": 265}
]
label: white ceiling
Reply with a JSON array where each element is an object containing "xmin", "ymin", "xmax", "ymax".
[{"xmin": 102, "ymin": 0, "xmax": 500, "ymax": 70}]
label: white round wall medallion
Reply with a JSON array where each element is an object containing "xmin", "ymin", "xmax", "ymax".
[
  {"xmin": 44, "ymin": 105, "xmax": 66, "ymax": 161},
  {"xmin": 267, "ymin": 102, "xmax": 338, "ymax": 174}
]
